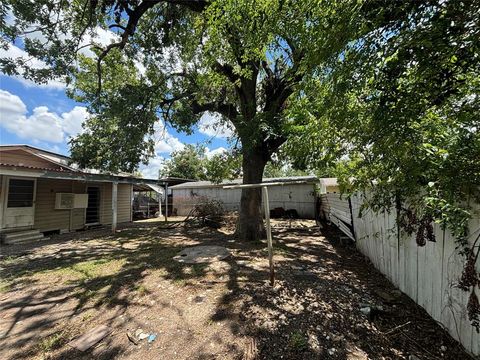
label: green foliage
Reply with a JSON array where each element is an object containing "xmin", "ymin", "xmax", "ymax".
[
  {"xmin": 160, "ymin": 144, "xmax": 207, "ymax": 180},
  {"xmin": 263, "ymin": 160, "xmax": 309, "ymax": 178},
  {"xmin": 68, "ymin": 50, "xmax": 158, "ymax": 172},
  {"xmin": 38, "ymin": 330, "xmax": 70, "ymax": 353},
  {"xmin": 204, "ymin": 149, "xmax": 242, "ymax": 184},
  {"xmin": 0, "ymin": 0, "xmax": 361, "ymax": 174},
  {"xmin": 285, "ymin": 0, "xmax": 480, "ymax": 326},
  {"xmin": 160, "ymin": 145, "xmax": 308, "ymax": 182},
  {"xmin": 287, "ymin": 0, "xmax": 480, "ymax": 241},
  {"xmin": 0, "ymin": 0, "xmax": 364, "ymax": 240},
  {"xmin": 288, "ymin": 330, "xmax": 307, "ymax": 350},
  {"xmin": 159, "ymin": 144, "xmax": 242, "ymax": 182}
]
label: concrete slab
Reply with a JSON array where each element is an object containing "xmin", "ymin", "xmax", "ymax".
[{"xmin": 173, "ymin": 245, "xmax": 231, "ymax": 264}]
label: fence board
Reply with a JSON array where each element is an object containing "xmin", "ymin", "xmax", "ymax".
[
  {"xmin": 323, "ymin": 193, "xmax": 480, "ymax": 356},
  {"xmin": 429, "ymin": 224, "xmax": 444, "ymax": 323}
]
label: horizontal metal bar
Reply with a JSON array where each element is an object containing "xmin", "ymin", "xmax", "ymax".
[{"xmin": 223, "ymin": 180, "xmax": 309, "ymax": 189}]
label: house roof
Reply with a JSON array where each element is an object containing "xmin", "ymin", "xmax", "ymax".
[
  {"xmin": 0, "ymin": 144, "xmax": 71, "ymax": 161},
  {"xmin": 159, "ymin": 177, "xmax": 197, "ymax": 186},
  {"xmin": 0, "ymin": 145, "xmax": 187, "ymax": 186},
  {"xmin": 0, "ymin": 162, "xmax": 74, "ymax": 173},
  {"xmin": 170, "ymin": 175, "xmax": 320, "ymax": 190}
]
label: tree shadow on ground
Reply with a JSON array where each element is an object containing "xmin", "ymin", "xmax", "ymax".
[
  {"xmin": 0, "ymin": 223, "xmax": 233, "ymax": 359},
  {"xmin": 210, "ymin": 225, "xmax": 472, "ymax": 360},
  {"xmin": 0, "ymin": 221, "xmax": 472, "ymax": 360}
]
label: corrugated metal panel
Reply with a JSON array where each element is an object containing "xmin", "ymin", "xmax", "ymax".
[
  {"xmin": 172, "ymin": 183, "xmax": 316, "ymax": 218},
  {"xmin": 319, "ymin": 192, "xmax": 356, "ymax": 241}
]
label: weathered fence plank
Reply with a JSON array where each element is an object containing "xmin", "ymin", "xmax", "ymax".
[{"xmin": 322, "ymin": 194, "xmax": 480, "ymax": 356}]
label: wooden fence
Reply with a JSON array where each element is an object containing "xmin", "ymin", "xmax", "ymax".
[{"xmin": 322, "ymin": 192, "xmax": 480, "ymax": 356}]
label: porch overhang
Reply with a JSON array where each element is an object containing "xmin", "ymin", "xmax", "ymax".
[{"xmin": 0, "ymin": 165, "xmax": 166, "ymax": 186}]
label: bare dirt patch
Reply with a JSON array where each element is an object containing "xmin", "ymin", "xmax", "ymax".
[{"xmin": 0, "ymin": 219, "xmax": 472, "ymax": 359}]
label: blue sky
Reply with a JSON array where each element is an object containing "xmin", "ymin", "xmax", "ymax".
[{"xmin": 0, "ymin": 68, "xmax": 232, "ymax": 179}]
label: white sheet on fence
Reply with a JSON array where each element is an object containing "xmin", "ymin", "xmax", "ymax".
[{"xmin": 350, "ymin": 194, "xmax": 480, "ymax": 356}]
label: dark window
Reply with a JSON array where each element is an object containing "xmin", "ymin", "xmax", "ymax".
[
  {"xmin": 86, "ymin": 187, "xmax": 100, "ymax": 224},
  {"xmin": 7, "ymin": 179, "xmax": 35, "ymax": 207}
]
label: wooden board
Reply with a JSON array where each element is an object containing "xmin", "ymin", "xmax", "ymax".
[{"xmin": 68, "ymin": 325, "xmax": 111, "ymax": 352}]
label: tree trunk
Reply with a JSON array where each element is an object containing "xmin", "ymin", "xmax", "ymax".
[{"xmin": 236, "ymin": 150, "xmax": 268, "ymax": 241}]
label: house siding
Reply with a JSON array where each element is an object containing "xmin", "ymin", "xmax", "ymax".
[
  {"xmin": 32, "ymin": 179, "xmax": 132, "ymax": 232},
  {"xmin": 118, "ymin": 184, "xmax": 132, "ymax": 223},
  {"xmin": 34, "ymin": 178, "xmax": 84, "ymax": 232},
  {"xmin": 0, "ymin": 175, "xmax": 4, "ymax": 226},
  {"xmin": 71, "ymin": 181, "xmax": 87, "ymax": 230},
  {"xmin": 99, "ymin": 183, "xmax": 131, "ymax": 225}
]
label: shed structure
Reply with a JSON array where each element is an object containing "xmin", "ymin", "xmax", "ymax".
[{"xmin": 171, "ymin": 176, "xmax": 319, "ymax": 218}]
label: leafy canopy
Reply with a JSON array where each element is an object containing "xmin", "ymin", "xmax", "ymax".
[
  {"xmin": 282, "ymin": 0, "xmax": 480, "ymax": 327},
  {"xmin": 287, "ymin": 0, "xmax": 480, "ymax": 235},
  {"xmin": 0, "ymin": 0, "xmax": 361, "ymax": 173}
]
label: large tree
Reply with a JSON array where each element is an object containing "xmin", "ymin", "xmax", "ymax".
[{"xmin": 0, "ymin": 0, "xmax": 360, "ymax": 241}]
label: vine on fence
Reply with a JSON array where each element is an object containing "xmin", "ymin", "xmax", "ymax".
[{"xmin": 396, "ymin": 197, "xmax": 480, "ymax": 332}]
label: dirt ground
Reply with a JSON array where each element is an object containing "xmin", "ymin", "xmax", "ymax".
[{"xmin": 0, "ymin": 218, "xmax": 473, "ymax": 360}]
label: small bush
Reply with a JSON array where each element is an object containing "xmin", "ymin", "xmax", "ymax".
[
  {"xmin": 187, "ymin": 197, "xmax": 226, "ymax": 228},
  {"xmin": 289, "ymin": 330, "xmax": 307, "ymax": 350}
]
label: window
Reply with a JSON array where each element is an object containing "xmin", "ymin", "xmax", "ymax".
[{"xmin": 7, "ymin": 179, "xmax": 35, "ymax": 208}]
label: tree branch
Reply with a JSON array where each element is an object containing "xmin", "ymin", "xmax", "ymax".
[
  {"xmin": 191, "ymin": 99, "xmax": 238, "ymax": 121},
  {"xmin": 108, "ymin": 24, "xmax": 127, "ymax": 31},
  {"xmin": 96, "ymin": 1, "xmax": 161, "ymax": 94},
  {"xmin": 94, "ymin": 0, "xmax": 209, "ymax": 95},
  {"xmin": 213, "ymin": 61, "xmax": 239, "ymax": 83}
]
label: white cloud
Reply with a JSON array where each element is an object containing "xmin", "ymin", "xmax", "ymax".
[
  {"xmin": 152, "ymin": 120, "xmax": 185, "ymax": 154},
  {"xmin": 0, "ymin": 44, "xmax": 66, "ymax": 89},
  {"xmin": 198, "ymin": 112, "xmax": 234, "ymax": 139},
  {"xmin": 61, "ymin": 106, "xmax": 88, "ymax": 137},
  {"xmin": 0, "ymin": 89, "xmax": 26, "ymax": 116},
  {"xmin": 78, "ymin": 27, "xmax": 120, "ymax": 58},
  {"xmin": 0, "ymin": 90, "xmax": 88, "ymax": 143},
  {"xmin": 140, "ymin": 155, "xmax": 165, "ymax": 179},
  {"xmin": 0, "ymin": 90, "xmax": 184, "ymax": 180},
  {"xmin": 205, "ymin": 146, "xmax": 227, "ymax": 159},
  {"xmin": 138, "ymin": 120, "xmax": 189, "ymax": 178}
]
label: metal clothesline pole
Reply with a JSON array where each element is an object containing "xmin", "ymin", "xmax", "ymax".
[
  {"xmin": 223, "ymin": 181, "xmax": 295, "ymax": 286},
  {"xmin": 164, "ymin": 182, "xmax": 168, "ymax": 222},
  {"xmin": 262, "ymin": 186, "xmax": 275, "ymax": 286}
]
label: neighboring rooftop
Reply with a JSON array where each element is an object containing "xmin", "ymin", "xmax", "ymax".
[{"xmin": 319, "ymin": 178, "xmax": 338, "ymax": 187}]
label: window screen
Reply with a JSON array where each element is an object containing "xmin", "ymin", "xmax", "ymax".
[{"xmin": 7, "ymin": 179, "xmax": 35, "ymax": 207}]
